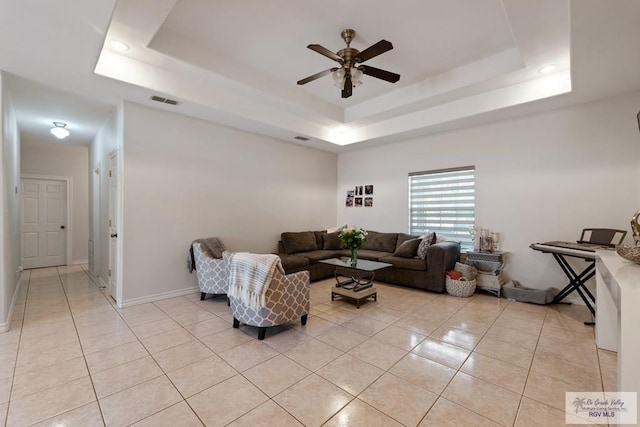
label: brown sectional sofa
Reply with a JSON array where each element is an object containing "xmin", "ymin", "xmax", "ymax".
[{"xmin": 276, "ymin": 230, "xmax": 460, "ymax": 293}]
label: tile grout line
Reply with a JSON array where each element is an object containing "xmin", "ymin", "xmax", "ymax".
[
  {"xmin": 57, "ymin": 266, "xmax": 108, "ymax": 427},
  {"xmin": 3, "ymin": 269, "xmax": 30, "ymax": 427},
  {"xmin": 412, "ymin": 294, "xmax": 513, "ymax": 426}
]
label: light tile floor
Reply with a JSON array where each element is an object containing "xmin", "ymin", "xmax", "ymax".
[{"xmin": 0, "ymin": 265, "xmax": 617, "ymax": 426}]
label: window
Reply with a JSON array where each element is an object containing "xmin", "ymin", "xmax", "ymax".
[{"xmin": 408, "ymin": 166, "xmax": 475, "ymax": 250}]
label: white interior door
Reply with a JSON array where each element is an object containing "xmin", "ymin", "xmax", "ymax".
[
  {"xmin": 109, "ymin": 153, "xmax": 119, "ymax": 299},
  {"xmin": 21, "ymin": 178, "xmax": 67, "ymax": 269}
]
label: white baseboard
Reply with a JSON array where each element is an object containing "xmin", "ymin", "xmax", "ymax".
[
  {"xmin": 96, "ymin": 277, "xmax": 108, "ymax": 289},
  {"xmin": 72, "ymin": 259, "xmax": 88, "ymax": 265},
  {"xmin": 1, "ymin": 276, "xmax": 24, "ymax": 332},
  {"xmin": 118, "ymin": 286, "xmax": 199, "ymax": 308}
]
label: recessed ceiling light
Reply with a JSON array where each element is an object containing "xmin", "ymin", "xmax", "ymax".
[
  {"xmin": 109, "ymin": 40, "xmax": 130, "ymax": 51},
  {"xmin": 537, "ymin": 64, "xmax": 557, "ymax": 74}
]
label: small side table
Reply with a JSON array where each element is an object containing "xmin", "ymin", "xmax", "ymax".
[
  {"xmin": 466, "ymin": 251, "xmax": 507, "ymax": 297},
  {"xmin": 331, "ymin": 286, "xmax": 378, "ymax": 308}
]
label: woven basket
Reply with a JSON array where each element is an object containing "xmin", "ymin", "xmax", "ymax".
[{"xmin": 445, "ymin": 276, "xmax": 476, "ymax": 297}]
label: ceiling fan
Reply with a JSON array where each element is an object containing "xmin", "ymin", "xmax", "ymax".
[{"xmin": 297, "ymin": 29, "xmax": 400, "ymax": 98}]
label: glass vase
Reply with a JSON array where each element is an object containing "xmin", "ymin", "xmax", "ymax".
[{"xmin": 350, "ymin": 248, "xmax": 358, "ymax": 267}]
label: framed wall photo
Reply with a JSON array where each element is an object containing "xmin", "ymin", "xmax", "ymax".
[
  {"xmin": 365, "ymin": 185, "xmax": 373, "ymax": 195},
  {"xmin": 355, "ymin": 186, "xmax": 363, "ymax": 196},
  {"xmin": 354, "ymin": 197, "xmax": 363, "ymax": 207},
  {"xmin": 346, "ymin": 190, "xmax": 354, "ymax": 207},
  {"xmin": 364, "ymin": 197, "xmax": 373, "ymax": 207}
]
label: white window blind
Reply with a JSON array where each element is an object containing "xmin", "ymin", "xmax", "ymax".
[{"xmin": 408, "ymin": 166, "xmax": 475, "ymax": 250}]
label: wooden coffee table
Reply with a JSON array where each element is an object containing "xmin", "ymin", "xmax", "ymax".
[{"xmin": 320, "ymin": 258, "xmax": 392, "ymax": 308}]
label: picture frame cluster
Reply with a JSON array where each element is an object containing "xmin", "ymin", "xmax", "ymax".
[{"xmin": 346, "ymin": 185, "xmax": 373, "ymax": 207}]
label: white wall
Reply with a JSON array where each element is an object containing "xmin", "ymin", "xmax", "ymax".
[
  {"xmin": 89, "ymin": 108, "xmax": 118, "ymax": 287},
  {"xmin": 0, "ymin": 72, "xmax": 21, "ymax": 330},
  {"xmin": 20, "ymin": 144, "xmax": 89, "ymax": 264},
  {"xmin": 120, "ymin": 102, "xmax": 337, "ymax": 304},
  {"xmin": 337, "ymin": 91, "xmax": 640, "ymax": 295}
]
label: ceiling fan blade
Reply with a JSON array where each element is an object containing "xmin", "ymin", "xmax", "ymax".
[
  {"xmin": 342, "ymin": 72, "xmax": 353, "ymax": 98},
  {"xmin": 307, "ymin": 44, "xmax": 343, "ymax": 63},
  {"xmin": 361, "ymin": 65, "xmax": 400, "ymax": 83},
  {"xmin": 355, "ymin": 40, "xmax": 393, "ymax": 63},
  {"xmin": 297, "ymin": 68, "xmax": 337, "ymax": 85}
]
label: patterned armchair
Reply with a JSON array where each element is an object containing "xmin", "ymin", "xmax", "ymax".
[
  {"xmin": 192, "ymin": 242, "xmax": 228, "ymax": 301},
  {"xmin": 226, "ymin": 253, "xmax": 310, "ymax": 340}
]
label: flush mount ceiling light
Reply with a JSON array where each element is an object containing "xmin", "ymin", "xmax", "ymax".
[
  {"xmin": 537, "ymin": 64, "xmax": 557, "ymax": 74},
  {"xmin": 50, "ymin": 122, "xmax": 70, "ymax": 139},
  {"xmin": 297, "ymin": 29, "xmax": 400, "ymax": 98},
  {"xmin": 109, "ymin": 40, "xmax": 130, "ymax": 51}
]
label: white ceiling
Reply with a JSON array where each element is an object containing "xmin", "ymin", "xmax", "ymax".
[{"xmin": 1, "ymin": 0, "xmax": 640, "ymax": 152}]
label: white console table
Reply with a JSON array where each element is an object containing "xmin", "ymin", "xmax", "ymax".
[{"xmin": 595, "ymin": 250, "xmax": 640, "ymax": 406}]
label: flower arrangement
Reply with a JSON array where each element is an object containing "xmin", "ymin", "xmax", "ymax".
[
  {"xmin": 338, "ymin": 228, "xmax": 368, "ymax": 266},
  {"xmin": 337, "ymin": 227, "xmax": 368, "ymax": 250}
]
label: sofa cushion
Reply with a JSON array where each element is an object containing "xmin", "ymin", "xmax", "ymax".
[
  {"xmin": 322, "ymin": 232, "xmax": 342, "ymax": 250},
  {"xmin": 277, "ymin": 254, "xmax": 310, "ymax": 270},
  {"xmin": 281, "ymin": 231, "xmax": 318, "ymax": 254},
  {"xmin": 393, "ymin": 238, "xmax": 421, "ymax": 258},
  {"xmin": 355, "ymin": 249, "xmax": 394, "ymax": 262},
  {"xmin": 298, "ymin": 250, "xmax": 343, "ymax": 263},
  {"xmin": 362, "ymin": 231, "xmax": 398, "ymax": 253},
  {"xmin": 417, "ymin": 233, "xmax": 436, "ymax": 259},
  {"xmin": 313, "ymin": 231, "xmax": 325, "ymax": 249},
  {"xmin": 379, "ymin": 256, "xmax": 427, "ymax": 271}
]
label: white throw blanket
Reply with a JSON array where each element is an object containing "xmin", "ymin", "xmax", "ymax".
[{"xmin": 227, "ymin": 252, "xmax": 284, "ymax": 310}]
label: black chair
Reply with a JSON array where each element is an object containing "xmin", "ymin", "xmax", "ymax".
[{"xmin": 577, "ymin": 228, "xmax": 627, "ymax": 248}]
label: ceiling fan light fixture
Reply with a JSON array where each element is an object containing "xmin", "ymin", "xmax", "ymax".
[
  {"xmin": 333, "ymin": 68, "xmax": 346, "ymax": 88},
  {"xmin": 50, "ymin": 122, "xmax": 70, "ymax": 139},
  {"xmin": 351, "ymin": 67, "xmax": 363, "ymax": 87},
  {"xmin": 297, "ymin": 29, "xmax": 399, "ymax": 98}
]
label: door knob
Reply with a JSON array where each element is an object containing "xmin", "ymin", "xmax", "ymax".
[
  {"xmin": 60, "ymin": 225, "xmax": 65, "ymax": 229},
  {"xmin": 110, "ymin": 233, "xmax": 118, "ymax": 238}
]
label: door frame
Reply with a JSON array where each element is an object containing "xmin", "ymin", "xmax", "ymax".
[
  {"xmin": 91, "ymin": 164, "xmax": 101, "ymax": 277},
  {"xmin": 109, "ymin": 150, "xmax": 123, "ymax": 306},
  {"xmin": 20, "ymin": 174, "xmax": 73, "ymax": 266}
]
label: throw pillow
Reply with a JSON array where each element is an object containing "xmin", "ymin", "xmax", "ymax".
[
  {"xmin": 435, "ymin": 233, "xmax": 449, "ymax": 243},
  {"xmin": 416, "ymin": 232, "xmax": 436, "ymax": 259},
  {"xmin": 446, "ymin": 270, "xmax": 463, "ymax": 280},
  {"xmin": 392, "ymin": 238, "xmax": 421, "ymax": 258},
  {"xmin": 327, "ymin": 224, "xmax": 347, "ymax": 233},
  {"xmin": 396, "ymin": 233, "xmax": 419, "ymax": 248},
  {"xmin": 322, "ymin": 232, "xmax": 342, "ymax": 250}
]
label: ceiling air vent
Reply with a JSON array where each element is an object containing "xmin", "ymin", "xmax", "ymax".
[
  {"xmin": 150, "ymin": 95, "xmax": 180, "ymax": 106},
  {"xmin": 294, "ymin": 136, "xmax": 310, "ymax": 141}
]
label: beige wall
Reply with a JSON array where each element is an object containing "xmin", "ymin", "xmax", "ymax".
[
  {"xmin": 337, "ymin": 91, "xmax": 640, "ymax": 298},
  {"xmin": 120, "ymin": 102, "xmax": 338, "ymax": 304},
  {"xmin": 0, "ymin": 72, "xmax": 22, "ymax": 330},
  {"xmin": 21, "ymin": 144, "xmax": 89, "ymax": 264}
]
